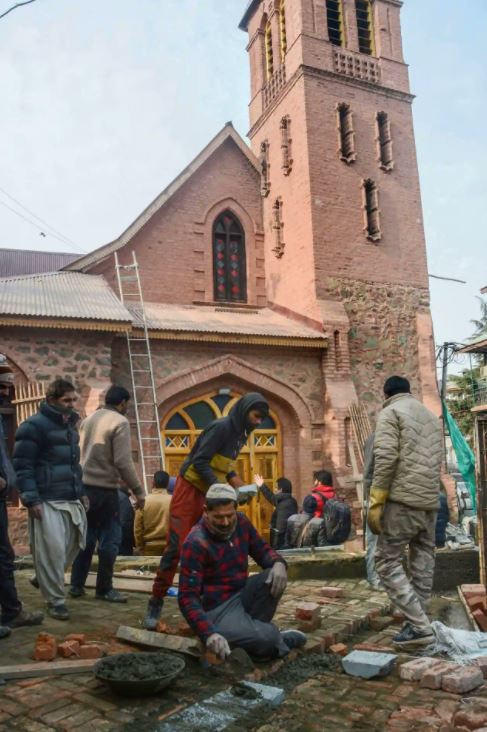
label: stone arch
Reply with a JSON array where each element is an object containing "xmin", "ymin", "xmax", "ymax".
[
  {"xmin": 0, "ymin": 350, "xmax": 31, "ymax": 384},
  {"xmin": 157, "ymin": 354, "xmax": 315, "ymax": 500}
]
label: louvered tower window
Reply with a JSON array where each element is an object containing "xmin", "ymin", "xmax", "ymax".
[
  {"xmin": 337, "ymin": 103, "xmax": 356, "ymax": 163},
  {"xmin": 265, "ymin": 20, "xmax": 274, "ymax": 79},
  {"xmin": 377, "ymin": 112, "xmax": 394, "ymax": 171},
  {"xmin": 279, "ymin": 0, "xmax": 287, "ymax": 61},
  {"xmin": 363, "ymin": 179, "xmax": 381, "ymax": 242},
  {"xmin": 355, "ymin": 0, "xmax": 374, "ymax": 55},
  {"xmin": 213, "ymin": 211, "xmax": 247, "ymax": 302},
  {"xmin": 326, "ymin": 0, "xmax": 344, "ymax": 47}
]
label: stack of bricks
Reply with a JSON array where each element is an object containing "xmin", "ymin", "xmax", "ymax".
[
  {"xmin": 399, "ymin": 656, "xmax": 485, "ymax": 694},
  {"xmin": 33, "ymin": 632, "xmax": 108, "ymax": 662},
  {"xmin": 460, "ymin": 584, "xmax": 487, "ymax": 631}
]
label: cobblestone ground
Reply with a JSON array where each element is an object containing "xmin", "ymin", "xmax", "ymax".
[{"xmin": 0, "ymin": 571, "xmax": 479, "ymax": 731}]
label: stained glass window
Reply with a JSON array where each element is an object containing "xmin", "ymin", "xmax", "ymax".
[
  {"xmin": 185, "ymin": 401, "xmax": 216, "ymax": 429},
  {"xmin": 213, "ymin": 211, "xmax": 247, "ymax": 302},
  {"xmin": 166, "ymin": 412, "xmax": 190, "ymax": 430}
]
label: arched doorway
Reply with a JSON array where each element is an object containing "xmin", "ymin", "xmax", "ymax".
[{"xmin": 162, "ymin": 391, "xmax": 282, "ymax": 541}]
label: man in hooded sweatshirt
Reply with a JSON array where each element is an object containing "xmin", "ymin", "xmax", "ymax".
[{"xmin": 144, "ymin": 392, "xmax": 269, "ymax": 630}]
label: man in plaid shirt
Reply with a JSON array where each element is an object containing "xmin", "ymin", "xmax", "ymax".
[{"xmin": 178, "ymin": 484, "xmax": 307, "ymax": 661}]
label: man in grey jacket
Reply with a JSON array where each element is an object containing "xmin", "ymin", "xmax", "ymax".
[
  {"xmin": 70, "ymin": 386, "xmax": 145, "ymax": 603},
  {"xmin": 368, "ymin": 376, "xmax": 443, "ymax": 649}
]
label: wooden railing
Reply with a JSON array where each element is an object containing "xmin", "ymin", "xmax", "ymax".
[{"xmin": 12, "ymin": 382, "xmax": 46, "ymax": 425}]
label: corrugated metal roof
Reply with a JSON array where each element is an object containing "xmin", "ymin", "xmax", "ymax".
[
  {"xmin": 0, "ymin": 248, "xmax": 79, "ymax": 278},
  {"xmin": 133, "ymin": 302, "xmax": 327, "ymax": 341},
  {"xmin": 0, "ymin": 271, "xmax": 131, "ymax": 322}
]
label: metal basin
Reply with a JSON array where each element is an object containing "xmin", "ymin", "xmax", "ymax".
[{"xmin": 94, "ymin": 652, "xmax": 185, "ymax": 697}]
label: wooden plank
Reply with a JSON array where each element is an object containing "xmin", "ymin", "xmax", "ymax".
[
  {"xmin": 0, "ymin": 659, "xmax": 98, "ymax": 681},
  {"xmin": 457, "ymin": 586, "xmax": 478, "ymax": 631},
  {"xmin": 64, "ymin": 573, "xmax": 153, "ymax": 594},
  {"xmin": 117, "ymin": 625, "xmax": 202, "ymax": 658}
]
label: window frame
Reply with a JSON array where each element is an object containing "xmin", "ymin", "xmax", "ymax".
[
  {"xmin": 337, "ymin": 102, "xmax": 356, "ymax": 164},
  {"xmin": 212, "ymin": 210, "xmax": 248, "ymax": 303},
  {"xmin": 326, "ymin": 0, "xmax": 345, "ymax": 48}
]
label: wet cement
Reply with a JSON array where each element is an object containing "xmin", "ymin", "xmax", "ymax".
[{"xmin": 98, "ymin": 652, "xmax": 183, "ymax": 682}]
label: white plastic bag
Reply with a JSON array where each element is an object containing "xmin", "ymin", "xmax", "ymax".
[{"xmin": 428, "ymin": 621, "xmax": 487, "ymax": 663}]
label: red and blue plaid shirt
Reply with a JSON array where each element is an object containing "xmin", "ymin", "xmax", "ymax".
[{"xmin": 178, "ymin": 512, "xmax": 283, "ymax": 641}]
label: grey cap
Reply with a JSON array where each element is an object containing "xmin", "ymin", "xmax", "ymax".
[{"xmin": 206, "ymin": 483, "xmax": 237, "ymax": 502}]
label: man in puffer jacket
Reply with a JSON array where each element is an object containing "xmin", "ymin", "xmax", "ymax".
[
  {"xmin": 14, "ymin": 379, "xmax": 88, "ymax": 621},
  {"xmin": 144, "ymin": 392, "xmax": 269, "ymax": 629},
  {"xmin": 368, "ymin": 376, "xmax": 443, "ymax": 650}
]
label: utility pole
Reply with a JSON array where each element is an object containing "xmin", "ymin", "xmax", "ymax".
[{"xmin": 440, "ymin": 342, "xmax": 458, "ymax": 468}]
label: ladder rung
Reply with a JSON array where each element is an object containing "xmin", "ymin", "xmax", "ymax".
[
  {"xmin": 135, "ymin": 385, "xmax": 152, "ymax": 389},
  {"xmin": 137, "ymin": 402, "xmax": 154, "ymax": 405},
  {"xmin": 131, "ymin": 354, "xmax": 150, "ymax": 357},
  {"xmin": 142, "ymin": 455, "xmax": 162, "ymax": 459},
  {"xmin": 141, "ymin": 437, "xmax": 160, "ymax": 441},
  {"xmin": 128, "ymin": 338, "xmax": 148, "ymax": 341},
  {"xmin": 133, "ymin": 369, "xmax": 151, "ymax": 373},
  {"xmin": 139, "ymin": 420, "xmax": 158, "ymax": 423}
]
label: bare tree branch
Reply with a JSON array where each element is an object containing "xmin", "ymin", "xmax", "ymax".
[{"xmin": 0, "ymin": 0, "xmax": 37, "ymax": 21}]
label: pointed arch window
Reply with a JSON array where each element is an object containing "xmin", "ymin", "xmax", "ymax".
[
  {"xmin": 337, "ymin": 103, "xmax": 356, "ymax": 164},
  {"xmin": 279, "ymin": 0, "xmax": 287, "ymax": 62},
  {"xmin": 363, "ymin": 179, "xmax": 381, "ymax": 242},
  {"xmin": 377, "ymin": 112, "xmax": 394, "ymax": 171},
  {"xmin": 326, "ymin": 0, "xmax": 345, "ymax": 47},
  {"xmin": 355, "ymin": 0, "xmax": 374, "ymax": 55},
  {"xmin": 213, "ymin": 211, "xmax": 247, "ymax": 302},
  {"xmin": 265, "ymin": 19, "xmax": 274, "ymax": 79}
]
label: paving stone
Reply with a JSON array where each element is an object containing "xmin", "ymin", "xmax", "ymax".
[
  {"xmin": 399, "ymin": 657, "xmax": 439, "ymax": 682},
  {"xmin": 420, "ymin": 661, "xmax": 460, "ymax": 689},
  {"xmin": 370, "ymin": 615, "xmax": 394, "ymax": 631},
  {"xmin": 342, "ymin": 650, "xmax": 397, "ymax": 679},
  {"xmin": 320, "ymin": 587, "xmax": 344, "ymax": 598},
  {"xmin": 442, "ymin": 665, "xmax": 484, "ymax": 694}
]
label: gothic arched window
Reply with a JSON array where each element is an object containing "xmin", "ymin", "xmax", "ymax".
[
  {"xmin": 213, "ymin": 211, "xmax": 247, "ymax": 302},
  {"xmin": 355, "ymin": 0, "xmax": 374, "ymax": 55},
  {"xmin": 265, "ymin": 19, "xmax": 274, "ymax": 79},
  {"xmin": 279, "ymin": 0, "xmax": 287, "ymax": 62}
]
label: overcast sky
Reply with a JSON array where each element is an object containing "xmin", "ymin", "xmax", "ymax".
[{"xmin": 0, "ymin": 0, "xmax": 485, "ymax": 372}]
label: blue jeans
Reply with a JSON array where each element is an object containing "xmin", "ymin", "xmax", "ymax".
[{"xmin": 71, "ymin": 486, "xmax": 122, "ymax": 595}]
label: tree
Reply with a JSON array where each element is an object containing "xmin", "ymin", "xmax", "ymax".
[
  {"xmin": 470, "ymin": 296, "xmax": 487, "ymax": 337},
  {"xmin": 446, "ymin": 368, "xmax": 480, "ymax": 444}
]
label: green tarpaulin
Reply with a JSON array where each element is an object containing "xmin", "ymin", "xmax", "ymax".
[{"xmin": 442, "ymin": 400, "xmax": 476, "ymax": 510}]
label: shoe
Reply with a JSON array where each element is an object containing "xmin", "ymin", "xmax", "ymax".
[
  {"xmin": 392, "ymin": 624, "xmax": 434, "ymax": 649},
  {"xmin": 29, "ymin": 575, "xmax": 39, "ymax": 589},
  {"xmin": 8, "ymin": 609, "xmax": 44, "ymax": 628},
  {"xmin": 0, "ymin": 626, "xmax": 11, "ymax": 639},
  {"xmin": 95, "ymin": 589, "xmax": 127, "ymax": 603},
  {"xmin": 143, "ymin": 597, "xmax": 163, "ymax": 630},
  {"xmin": 47, "ymin": 604, "xmax": 69, "ymax": 621},
  {"xmin": 281, "ymin": 629, "xmax": 307, "ymax": 651},
  {"xmin": 69, "ymin": 586, "xmax": 86, "ymax": 598},
  {"xmin": 368, "ymin": 581, "xmax": 385, "ymax": 592}
]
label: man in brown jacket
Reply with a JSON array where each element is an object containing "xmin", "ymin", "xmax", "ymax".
[
  {"xmin": 134, "ymin": 471, "xmax": 172, "ymax": 556},
  {"xmin": 70, "ymin": 386, "xmax": 145, "ymax": 602},
  {"xmin": 368, "ymin": 376, "xmax": 443, "ymax": 649}
]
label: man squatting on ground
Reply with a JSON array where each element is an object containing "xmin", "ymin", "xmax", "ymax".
[
  {"xmin": 368, "ymin": 375, "xmax": 443, "ymax": 649},
  {"xmin": 70, "ymin": 386, "xmax": 145, "ymax": 603},
  {"xmin": 0, "ymin": 372, "xmax": 43, "ymax": 637},
  {"xmin": 14, "ymin": 379, "xmax": 88, "ymax": 621},
  {"xmin": 144, "ymin": 392, "xmax": 269, "ymax": 629},
  {"xmin": 178, "ymin": 484, "xmax": 306, "ymax": 660}
]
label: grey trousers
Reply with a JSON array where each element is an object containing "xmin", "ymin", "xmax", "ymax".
[
  {"xmin": 365, "ymin": 525, "xmax": 380, "ymax": 585},
  {"xmin": 206, "ymin": 569, "xmax": 289, "ymax": 658},
  {"xmin": 375, "ymin": 501, "xmax": 436, "ymax": 633}
]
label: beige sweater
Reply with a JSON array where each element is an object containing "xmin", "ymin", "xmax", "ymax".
[
  {"xmin": 80, "ymin": 407, "xmax": 143, "ymax": 496},
  {"xmin": 134, "ymin": 490, "xmax": 171, "ymax": 550}
]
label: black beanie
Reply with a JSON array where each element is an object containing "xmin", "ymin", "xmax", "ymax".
[{"xmin": 383, "ymin": 375, "xmax": 410, "ymax": 398}]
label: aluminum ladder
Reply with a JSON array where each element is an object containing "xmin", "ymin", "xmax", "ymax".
[{"xmin": 115, "ymin": 251, "xmax": 164, "ymax": 493}]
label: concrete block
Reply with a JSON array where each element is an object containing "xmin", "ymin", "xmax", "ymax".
[
  {"xmin": 399, "ymin": 657, "xmax": 438, "ymax": 681},
  {"xmin": 442, "ymin": 665, "xmax": 484, "ymax": 694},
  {"xmin": 320, "ymin": 587, "xmax": 344, "ymax": 598},
  {"xmin": 342, "ymin": 650, "xmax": 397, "ymax": 679},
  {"xmin": 420, "ymin": 661, "xmax": 459, "ymax": 690},
  {"xmin": 295, "ymin": 602, "xmax": 320, "ymax": 622},
  {"xmin": 242, "ymin": 681, "xmax": 285, "ymax": 706}
]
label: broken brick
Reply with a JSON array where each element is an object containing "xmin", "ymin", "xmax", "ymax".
[
  {"xmin": 65, "ymin": 633, "xmax": 86, "ymax": 644},
  {"xmin": 295, "ymin": 602, "xmax": 320, "ymax": 622},
  {"xmin": 57, "ymin": 640, "xmax": 80, "ymax": 658},
  {"xmin": 34, "ymin": 643, "xmax": 57, "ymax": 662},
  {"xmin": 78, "ymin": 644, "xmax": 105, "ymax": 659},
  {"xmin": 399, "ymin": 657, "xmax": 438, "ymax": 682},
  {"xmin": 329, "ymin": 643, "xmax": 348, "ymax": 656},
  {"xmin": 203, "ymin": 651, "xmax": 224, "ymax": 666},
  {"xmin": 442, "ymin": 665, "xmax": 484, "ymax": 694},
  {"xmin": 320, "ymin": 587, "xmax": 344, "ymax": 599},
  {"xmin": 420, "ymin": 661, "xmax": 459, "ymax": 690}
]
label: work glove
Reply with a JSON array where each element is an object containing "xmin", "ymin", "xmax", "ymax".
[
  {"xmin": 265, "ymin": 561, "xmax": 288, "ymax": 598},
  {"xmin": 367, "ymin": 487, "xmax": 389, "ymax": 535},
  {"xmin": 206, "ymin": 633, "xmax": 231, "ymax": 661},
  {"xmin": 237, "ymin": 484, "xmax": 258, "ymax": 505}
]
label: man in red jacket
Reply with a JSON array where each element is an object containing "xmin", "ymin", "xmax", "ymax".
[{"xmin": 304, "ymin": 470, "xmax": 336, "ymax": 518}]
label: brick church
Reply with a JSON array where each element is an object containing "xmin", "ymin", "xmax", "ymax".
[{"xmin": 0, "ymin": 0, "xmax": 440, "ymax": 529}]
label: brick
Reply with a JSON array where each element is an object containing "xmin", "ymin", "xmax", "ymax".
[
  {"xmin": 442, "ymin": 665, "xmax": 484, "ymax": 694},
  {"xmin": 467, "ymin": 595, "xmax": 487, "ymax": 612},
  {"xmin": 354, "ymin": 643, "xmax": 395, "ymax": 653},
  {"xmin": 473, "ymin": 610, "xmax": 487, "ymax": 632},
  {"xmin": 453, "ymin": 701, "xmax": 487, "ymax": 730},
  {"xmin": 329, "ymin": 643, "xmax": 348, "ymax": 656},
  {"xmin": 476, "ymin": 657, "xmax": 487, "ymax": 679},
  {"xmin": 57, "ymin": 640, "xmax": 80, "ymax": 658},
  {"xmin": 461, "ymin": 585, "xmax": 486, "ymax": 598},
  {"xmin": 78, "ymin": 644, "xmax": 105, "ymax": 659},
  {"xmin": 65, "ymin": 633, "xmax": 86, "ymax": 644},
  {"xmin": 420, "ymin": 661, "xmax": 459, "ymax": 689},
  {"xmin": 370, "ymin": 616, "xmax": 393, "ymax": 632},
  {"xmin": 320, "ymin": 587, "xmax": 344, "ymax": 599},
  {"xmin": 298, "ymin": 617, "xmax": 321, "ymax": 633},
  {"xmin": 33, "ymin": 643, "xmax": 56, "ymax": 662},
  {"xmin": 399, "ymin": 657, "xmax": 438, "ymax": 681},
  {"xmin": 295, "ymin": 602, "xmax": 320, "ymax": 622}
]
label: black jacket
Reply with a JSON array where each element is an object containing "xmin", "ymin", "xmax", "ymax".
[
  {"xmin": 259, "ymin": 483, "xmax": 298, "ymax": 534},
  {"xmin": 13, "ymin": 401, "xmax": 84, "ymax": 507},
  {"xmin": 181, "ymin": 393, "xmax": 269, "ymax": 493}
]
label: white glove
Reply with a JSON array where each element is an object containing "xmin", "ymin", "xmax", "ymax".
[
  {"xmin": 206, "ymin": 633, "xmax": 231, "ymax": 661},
  {"xmin": 265, "ymin": 562, "xmax": 288, "ymax": 598},
  {"xmin": 237, "ymin": 484, "xmax": 258, "ymax": 504}
]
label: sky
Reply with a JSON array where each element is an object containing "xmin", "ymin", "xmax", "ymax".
[{"xmin": 0, "ymin": 0, "xmax": 485, "ymax": 374}]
